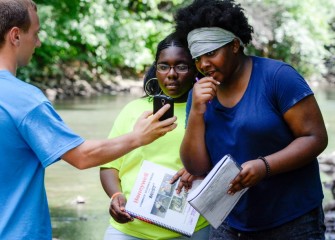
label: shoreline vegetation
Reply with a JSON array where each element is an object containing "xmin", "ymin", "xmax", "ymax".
[
  {"xmin": 31, "ymin": 65, "xmax": 145, "ymax": 102},
  {"xmin": 19, "ymin": 0, "xmax": 334, "ymax": 102},
  {"xmin": 34, "ymin": 65, "xmax": 334, "ymax": 102},
  {"xmin": 42, "ymin": 75, "xmax": 144, "ymax": 102}
]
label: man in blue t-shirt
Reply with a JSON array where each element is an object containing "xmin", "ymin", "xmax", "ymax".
[{"xmin": 0, "ymin": 1, "xmax": 177, "ymax": 239}]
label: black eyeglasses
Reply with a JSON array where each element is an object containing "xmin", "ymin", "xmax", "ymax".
[{"xmin": 156, "ymin": 64, "xmax": 189, "ymax": 74}]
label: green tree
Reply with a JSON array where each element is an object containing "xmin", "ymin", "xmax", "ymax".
[
  {"xmin": 18, "ymin": 0, "xmax": 335, "ymax": 92},
  {"xmin": 239, "ymin": 0, "xmax": 335, "ymax": 79},
  {"xmin": 19, "ymin": 0, "xmax": 184, "ymax": 84}
]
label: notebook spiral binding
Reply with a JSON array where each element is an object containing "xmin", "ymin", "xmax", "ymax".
[{"xmin": 126, "ymin": 210, "xmax": 192, "ymax": 237}]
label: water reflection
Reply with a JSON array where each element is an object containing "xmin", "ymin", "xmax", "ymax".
[
  {"xmin": 325, "ymin": 88, "xmax": 335, "ymax": 101},
  {"xmin": 46, "ymin": 93, "xmax": 139, "ymax": 240},
  {"xmin": 51, "ymin": 206, "xmax": 98, "ymax": 240},
  {"xmin": 314, "ymin": 86, "xmax": 335, "ymax": 154}
]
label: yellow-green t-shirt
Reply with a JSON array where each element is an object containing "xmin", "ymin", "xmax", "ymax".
[{"xmin": 101, "ymin": 97, "xmax": 208, "ymax": 239}]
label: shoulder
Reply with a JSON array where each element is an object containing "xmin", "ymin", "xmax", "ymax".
[
  {"xmin": 251, "ymin": 57, "xmax": 312, "ymax": 114},
  {"xmin": 252, "ymin": 56, "xmax": 290, "ymax": 71},
  {"xmin": 118, "ymin": 97, "xmax": 151, "ymax": 115},
  {"xmin": 124, "ymin": 97, "xmax": 151, "ymax": 108},
  {"xmin": 0, "ymin": 71, "xmax": 50, "ymax": 120},
  {"xmin": 0, "ymin": 71, "xmax": 48, "ymax": 102},
  {"xmin": 251, "ymin": 56, "xmax": 303, "ymax": 84},
  {"xmin": 112, "ymin": 97, "xmax": 151, "ymax": 129}
]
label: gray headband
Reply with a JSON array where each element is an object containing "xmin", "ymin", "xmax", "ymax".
[{"xmin": 187, "ymin": 27, "xmax": 244, "ymax": 59}]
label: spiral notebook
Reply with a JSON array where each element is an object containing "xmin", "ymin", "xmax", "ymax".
[
  {"xmin": 125, "ymin": 160, "xmax": 200, "ymax": 237},
  {"xmin": 187, "ymin": 154, "xmax": 248, "ymax": 229}
]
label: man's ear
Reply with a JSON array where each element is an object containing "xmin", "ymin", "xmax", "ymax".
[{"xmin": 8, "ymin": 27, "xmax": 21, "ymax": 46}]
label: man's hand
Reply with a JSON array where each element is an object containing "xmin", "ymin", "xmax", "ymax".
[{"xmin": 133, "ymin": 104, "xmax": 177, "ymax": 146}]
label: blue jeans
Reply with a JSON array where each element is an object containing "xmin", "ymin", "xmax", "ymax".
[{"xmin": 210, "ymin": 206, "xmax": 326, "ymax": 240}]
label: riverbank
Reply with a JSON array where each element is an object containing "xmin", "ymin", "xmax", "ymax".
[
  {"xmin": 29, "ymin": 62, "xmax": 335, "ymax": 102},
  {"xmin": 320, "ymin": 152, "xmax": 335, "ymax": 239},
  {"xmin": 42, "ymin": 75, "xmax": 143, "ymax": 102}
]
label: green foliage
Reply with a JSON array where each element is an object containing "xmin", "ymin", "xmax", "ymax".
[
  {"xmin": 19, "ymin": 0, "xmax": 184, "ymax": 83},
  {"xmin": 239, "ymin": 0, "xmax": 335, "ymax": 79},
  {"xmin": 18, "ymin": 0, "xmax": 335, "ymax": 84}
]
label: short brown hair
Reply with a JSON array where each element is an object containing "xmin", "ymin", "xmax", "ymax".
[{"xmin": 0, "ymin": 0, "xmax": 37, "ymax": 47}]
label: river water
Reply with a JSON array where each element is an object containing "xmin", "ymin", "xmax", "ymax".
[
  {"xmin": 47, "ymin": 93, "xmax": 139, "ymax": 240},
  {"xmin": 46, "ymin": 87, "xmax": 335, "ymax": 240}
]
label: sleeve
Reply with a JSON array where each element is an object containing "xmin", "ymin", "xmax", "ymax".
[
  {"xmin": 19, "ymin": 102, "xmax": 84, "ymax": 168},
  {"xmin": 185, "ymin": 89, "xmax": 193, "ymax": 128},
  {"xmin": 271, "ymin": 64, "xmax": 313, "ymax": 114}
]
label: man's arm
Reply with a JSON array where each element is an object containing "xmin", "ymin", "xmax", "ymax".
[{"xmin": 62, "ymin": 104, "xmax": 176, "ymax": 169}]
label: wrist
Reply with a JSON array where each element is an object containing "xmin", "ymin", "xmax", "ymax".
[
  {"xmin": 128, "ymin": 132, "xmax": 143, "ymax": 149},
  {"xmin": 258, "ymin": 156, "xmax": 271, "ymax": 178},
  {"xmin": 190, "ymin": 105, "xmax": 207, "ymax": 115},
  {"xmin": 110, "ymin": 192, "xmax": 123, "ymax": 203}
]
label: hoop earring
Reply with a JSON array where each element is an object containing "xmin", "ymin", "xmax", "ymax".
[{"xmin": 144, "ymin": 77, "xmax": 162, "ymax": 97}]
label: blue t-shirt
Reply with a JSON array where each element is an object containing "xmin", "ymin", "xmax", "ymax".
[
  {"xmin": 186, "ymin": 56, "xmax": 323, "ymax": 231},
  {"xmin": 0, "ymin": 70, "xmax": 84, "ymax": 239}
]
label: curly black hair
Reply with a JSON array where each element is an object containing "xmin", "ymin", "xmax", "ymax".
[{"xmin": 174, "ymin": 0, "xmax": 253, "ymax": 46}]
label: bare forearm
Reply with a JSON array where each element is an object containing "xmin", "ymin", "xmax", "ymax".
[
  {"xmin": 100, "ymin": 168, "xmax": 121, "ymax": 197},
  {"xmin": 62, "ymin": 105, "xmax": 177, "ymax": 169},
  {"xmin": 266, "ymin": 134, "xmax": 328, "ymax": 175},
  {"xmin": 62, "ymin": 132, "xmax": 142, "ymax": 169},
  {"xmin": 266, "ymin": 95, "xmax": 328, "ymax": 175}
]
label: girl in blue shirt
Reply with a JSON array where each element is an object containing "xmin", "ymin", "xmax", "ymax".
[{"xmin": 175, "ymin": 0, "xmax": 328, "ymax": 239}]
